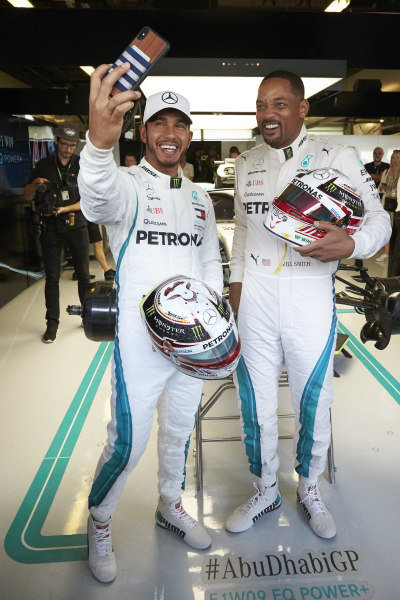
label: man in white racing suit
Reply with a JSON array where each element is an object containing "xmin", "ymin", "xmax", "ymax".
[
  {"xmin": 226, "ymin": 70, "xmax": 391, "ymax": 540},
  {"xmin": 78, "ymin": 63, "xmax": 222, "ymax": 583}
]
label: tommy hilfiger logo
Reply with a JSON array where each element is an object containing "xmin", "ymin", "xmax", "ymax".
[{"xmin": 195, "ymin": 207, "xmax": 206, "ymax": 220}]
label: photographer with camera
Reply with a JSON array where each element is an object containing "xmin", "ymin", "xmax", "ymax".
[{"xmin": 24, "ymin": 123, "xmax": 90, "ymax": 343}]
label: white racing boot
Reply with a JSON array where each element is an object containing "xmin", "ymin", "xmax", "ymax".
[
  {"xmin": 156, "ymin": 498, "xmax": 211, "ymax": 550},
  {"xmin": 87, "ymin": 515, "xmax": 117, "ymax": 583},
  {"xmin": 225, "ymin": 481, "xmax": 281, "ymax": 533},
  {"xmin": 297, "ymin": 477, "xmax": 336, "ymax": 539}
]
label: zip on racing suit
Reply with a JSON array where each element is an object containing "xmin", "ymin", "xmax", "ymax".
[
  {"xmin": 230, "ymin": 125, "xmax": 391, "ymax": 486},
  {"xmin": 78, "ymin": 134, "xmax": 222, "ymax": 521}
]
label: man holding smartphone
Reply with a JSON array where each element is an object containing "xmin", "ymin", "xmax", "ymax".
[{"xmin": 78, "ymin": 63, "xmax": 222, "ymax": 583}]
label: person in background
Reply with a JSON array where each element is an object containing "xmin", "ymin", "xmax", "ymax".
[
  {"xmin": 86, "ymin": 222, "xmax": 116, "ymax": 281},
  {"xmin": 379, "ymin": 150, "xmax": 400, "ymax": 268},
  {"xmin": 24, "ymin": 123, "xmax": 90, "ymax": 343},
  {"xmin": 192, "ymin": 147, "xmax": 205, "ymax": 181},
  {"xmin": 364, "ymin": 147, "xmax": 389, "ymax": 191},
  {"xmin": 180, "ymin": 151, "xmax": 194, "ymax": 181},
  {"xmin": 228, "ymin": 145, "xmax": 240, "ymax": 158},
  {"xmin": 226, "ymin": 70, "xmax": 391, "ymax": 541},
  {"xmin": 124, "ymin": 152, "xmax": 137, "ymax": 167}
]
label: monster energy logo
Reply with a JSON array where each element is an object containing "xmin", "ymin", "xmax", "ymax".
[
  {"xmin": 170, "ymin": 177, "xmax": 182, "ymax": 189},
  {"xmin": 191, "ymin": 325, "xmax": 204, "ymax": 340},
  {"xmin": 283, "ymin": 146, "xmax": 293, "ymax": 160},
  {"xmin": 145, "ymin": 305, "xmax": 156, "ymax": 316},
  {"xmin": 326, "ymin": 182, "xmax": 337, "ymax": 193},
  {"xmin": 217, "ymin": 304, "xmax": 230, "ymax": 318}
]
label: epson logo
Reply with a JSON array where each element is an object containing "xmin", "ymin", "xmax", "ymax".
[{"xmin": 141, "ymin": 165, "xmax": 160, "ymax": 178}]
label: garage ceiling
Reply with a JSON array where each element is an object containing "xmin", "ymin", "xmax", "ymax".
[{"xmin": 0, "ymin": 3, "xmax": 400, "ymax": 135}]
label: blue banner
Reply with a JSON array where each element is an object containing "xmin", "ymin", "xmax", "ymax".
[{"xmin": 0, "ymin": 113, "xmax": 31, "ymax": 195}]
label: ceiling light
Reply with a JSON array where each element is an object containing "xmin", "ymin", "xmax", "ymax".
[
  {"xmin": 324, "ymin": 0, "xmax": 350, "ymax": 12},
  {"xmin": 80, "ymin": 66, "xmax": 95, "ymax": 76},
  {"xmin": 141, "ymin": 76, "xmax": 342, "ymax": 114},
  {"xmin": 191, "ymin": 129, "xmax": 254, "ymax": 142},
  {"xmin": 7, "ymin": 0, "xmax": 33, "ymax": 5}
]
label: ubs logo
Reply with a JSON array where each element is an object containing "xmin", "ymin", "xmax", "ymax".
[{"xmin": 162, "ymin": 92, "xmax": 178, "ymax": 105}]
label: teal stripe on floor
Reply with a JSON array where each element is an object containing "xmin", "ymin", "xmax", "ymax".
[
  {"xmin": 4, "ymin": 342, "xmax": 113, "ymax": 564},
  {"xmin": 338, "ymin": 321, "xmax": 400, "ymax": 406}
]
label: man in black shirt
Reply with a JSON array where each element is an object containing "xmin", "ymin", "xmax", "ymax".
[
  {"xmin": 24, "ymin": 123, "xmax": 90, "ymax": 343},
  {"xmin": 364, "ymin": 147, "xmax": 389, "ymax": 190}
]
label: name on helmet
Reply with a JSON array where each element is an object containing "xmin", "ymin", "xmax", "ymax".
[
  {"xmin": 293, "ymin": 178, "xmax": 323, "ymax": 200},
  {"xmin": 154, "ymin": 315, "xmax": 185, "ymax": 334},
  {"xmin": 202, "ymin": 322, "xmax": 233, "ymax": 349}
]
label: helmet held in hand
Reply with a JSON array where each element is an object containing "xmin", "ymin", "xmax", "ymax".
[
  {"xmin": 140, "ymin": 275, "xmax": 240, "ymax": 380},
  {"xmin": 263, "ymin": 168, "xmax": 365, "ymax": 248}
]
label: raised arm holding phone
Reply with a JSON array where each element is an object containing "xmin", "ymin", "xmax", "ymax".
[{"xmin": 79, "ymin": 59, "xmax": 222, "ymax": 583}]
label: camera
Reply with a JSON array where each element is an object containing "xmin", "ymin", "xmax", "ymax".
[
  {"xmin": 137, "ymin": 27, "xmax": 149, "ymax": 40},
  {"xmin": 33, "ymin": 173, "xmax": 77, "ymax": 215},
  {"xmin": 34, "ymin": 181, "xmax": 62, "ymax": 215}
]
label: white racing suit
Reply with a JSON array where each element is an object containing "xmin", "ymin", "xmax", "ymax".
[
  {"xmin": 230, "ymin": 125, "xmax": 391, "ymax": 485},
  {"xmin": 78, "ymin": 135, "xmax": 222, "ymax": 521}
]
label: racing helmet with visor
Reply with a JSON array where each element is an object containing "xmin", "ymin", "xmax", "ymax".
[
  {"xmin": 140, "ymin": 275, "xmax": 240, "ymax": 380},
  {"xmin": 263, "ymin": 168, "xmax": 364, "ymax": 247}
]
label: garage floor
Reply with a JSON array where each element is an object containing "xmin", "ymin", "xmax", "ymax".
[{"xmin": 1, "ymin": 254, "xmax": 399, "ymax": 600}]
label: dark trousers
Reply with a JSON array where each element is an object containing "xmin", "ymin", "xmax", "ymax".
[
  {"xmin": 388, "ymin": 212, "xmax": 400, "ymax": 277},
  {"xmin": 40, "ymin": 226, "xmax": 90, "ymax": 325}
]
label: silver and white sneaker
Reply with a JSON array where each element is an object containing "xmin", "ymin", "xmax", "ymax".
[
  {"xmin": 156, "ymin": 498, "xmax": 211, "ymax": 550},
  {"xmin": 225, "ymin": 481, "xmax": 281, "ymax": 533},
  {"xmin": 297, "ymin": 478, "xmax": 336, "ymax": 539},
  {"xmin": 87, "ymin": 515, "xmax": 117, "ymax": 583}
]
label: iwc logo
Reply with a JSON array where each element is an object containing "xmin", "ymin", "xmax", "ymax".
[{"xmin": 162, "ymin": 92, "xmax": 178, "ymax": 105}]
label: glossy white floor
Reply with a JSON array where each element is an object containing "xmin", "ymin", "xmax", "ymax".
[{"xmin": 1, "ymin": 254, "xmax": 399, "ymax": 600}]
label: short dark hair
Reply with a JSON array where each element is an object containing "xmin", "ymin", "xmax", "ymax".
[
  {"xmin": 146, "ymin": 109, "xmax": 191, "ymax": 127},
  {"xmin": 262, "ymin": 70, "xmax": 305, "ymax": 99}
]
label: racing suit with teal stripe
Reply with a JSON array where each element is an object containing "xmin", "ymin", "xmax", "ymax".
[
  {"xmin": 230, "ymin": 125, "xmax": 391, "ymax": 485},
  {"xmin": 78, "ymin": 135, "xmax": 222, "ymax": 521}
]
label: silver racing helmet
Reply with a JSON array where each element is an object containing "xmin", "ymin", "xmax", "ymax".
[
  {"xmin": 140, "ymin": 275, "xmax": 240, "ymax": 380},
  {"xmin": 263, "ymin": 168, "xmax": 365, "ymax": 247}
]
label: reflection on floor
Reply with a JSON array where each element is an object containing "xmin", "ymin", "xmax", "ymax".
[{"xmin": 1, "ymin": 256, "xmax": 399, "ymax": 600}]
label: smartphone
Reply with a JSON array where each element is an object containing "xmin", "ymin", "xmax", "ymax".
[{"xmin": 108, "ymin": 27, "xmax": 170, "ymax": 96}]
